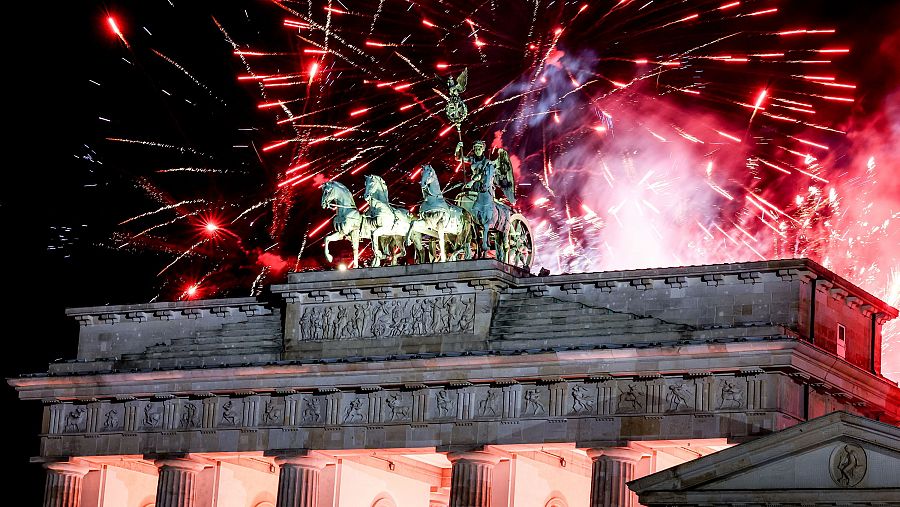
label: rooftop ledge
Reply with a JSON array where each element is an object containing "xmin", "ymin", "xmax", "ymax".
[{"xmin": 64, "ymin": 258, "xmax": 897, "ymax": 319}]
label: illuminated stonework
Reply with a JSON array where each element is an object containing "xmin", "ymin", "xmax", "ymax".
[{"xmin": 9, "ymin": 259, "xmax": 900, "ymax": 506}]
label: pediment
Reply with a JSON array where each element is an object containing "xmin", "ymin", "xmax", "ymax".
[{"xmin": 631, "ymin": 412, "xmax": 900, "ymax": 497}]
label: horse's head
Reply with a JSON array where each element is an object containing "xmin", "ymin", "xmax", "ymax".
[
  {"xmin": 320, "ymin": 181, "xmax": 335, "ymax": 209},
  {"xmin": 321, "ymin": 181, "xmax": 351, "ymax": 209},
  {"xmin": 420, "ymin": 164, "xmax": 437, "ymax": 190},
  {"xmin": 364, "ymin": 174, "xmax": 387, "ymax": 202}
]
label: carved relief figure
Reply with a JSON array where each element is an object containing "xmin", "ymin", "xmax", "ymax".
[
  {"xmin": 263, "ymin": 400, "xmax": 282, "ymax": 424},
  {"xmin": 436, "ymin": 390, "xmax": 454, "ymax": 417},
  {"xmin": 831, "ymin": 444, "xmax": 867, "ymax": 487},
  {"xmin": 335, "ymin": 307, "xmax": 350, "ymax": 338},
  {"xmin": 143, "ymin": 403, "xmax": 161, "ymax": 427},
  {"xmin": 102, "ymin": 409, "xmax": 119, "ymax": 430},
  {"xmin": 571, "ymin": 385, "xmax": 594, "ymax": 414},
  {"xmin": 353, "ymin": 304, "xmax": 367, "ymax": 338},
  {"xmin": 393, "ymin": 302, "xmax": 406, "ymax": 335},
  {"xmin": 299, "ymin": 307, "xmax": 313, "ymax": 341},
  {"xmin": 617, "ymin": 384, "xmax": 643, "ymax": 413},
  {"xmin": 343, "ymin": 397, "xmax": 364, "ymax": 423},
  {"xmin": 718, "ymin": 380, "xmax": 743, "ymax": 409},
  {"xmin": 460, "ymin": 298, "xmax": 475, "ymax": 331},
  {"xmin": 524, "ymin": 389, "xmax": 545, "ymax": 415},
  {"xmin": 666, "ymin": 384, "xmax": 690, "ymax": 411},
  {"xmin": 431, "ymin": 299, "xmax": 444, "ymax": 333},
  {"xmin": 412, "ymin": 300, "xmax": 427, "ymax": 335},
  {"xmin": 479, "ymin": 390, "xmax": 499, "ymax": 416},
  {"xmin": 180, "ymin": 403, "xmax": 197, "ymax": 428},
  {"xmin": 302, "ymin": 398, "xmax": 321, "ymax": 423},
  {"xmin": 221, "ymin": 400, "xmax": 237, "ymax": 425},
  {"xmin": 65, "ymin": 406, "xmax": 86, "ymax": 432},
  {"xmin": 323, "ymin": 306, "xmax": 336, "ymax": 339},
  {"xmin": 372, "ymin": 301, "xmax": 391, "ymax": 338},
  {"xmin": 385, "ymin": 393, "xmax": 410, "ymax": 421}
]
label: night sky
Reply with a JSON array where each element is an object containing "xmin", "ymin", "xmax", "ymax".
[{"xmin": 4, "ymin": 0, "xmax": 899, "ymax": 499}]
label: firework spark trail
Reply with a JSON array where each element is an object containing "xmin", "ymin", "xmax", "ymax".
[
  {"xmin": 119, "ymin": 199, "xmax": 206, "ymax": 225},
  {"xmin": 107, "ymin": 138, "xmax": 214, "ymax": 158},
  {"xmin": 155, "ymin": 167, "xmax": 239, "ymax": 174},
  {"xmin": 126, "ymin": 208, "xmax": 208, "ymax": 244},
  {"xmin": 151, "ymin": 49, "xmax": 226, "ymax": 104}
]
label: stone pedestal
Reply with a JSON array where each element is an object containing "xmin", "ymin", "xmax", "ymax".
[
  {"xmin": 447, "ymin": 451, "xmax": 502, "ymax": 507},
  {"xmin": 43, "ymin": 462, "xmax": 90, "ymax": 507},
  {"xmin": 154, "ymin": 458, "xmax": 207, "ymax": 507},
  {"xmin": 275, "ymin": 455, "xmax": 330, "ymax": 507},
  {"xmin": 587, "ymin": 448, "xmax": 643, "ymax": 507}
]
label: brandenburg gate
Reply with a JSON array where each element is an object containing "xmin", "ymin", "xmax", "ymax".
[{"xmin": 9, "ymin": 259, "xmax": 899, "ymax": 506}]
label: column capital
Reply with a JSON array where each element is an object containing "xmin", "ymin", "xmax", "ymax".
[
  {"xmin": 274, "ymin": 453, "xmax": 332, "ymax": 470},
  {"xmin": 43, "ymin": 461, "xmax": 91, "ymax": 477},
  {"xmin": 154, "ymin": 457, "xmax": 208, "ymax": 473},
  {"xmin": 446, "ymin": 450, "xmax": 502, "ymax": 466},
  {"xmin": 585, "ymin": 447, "xmax": 643, "ymax": 463}
]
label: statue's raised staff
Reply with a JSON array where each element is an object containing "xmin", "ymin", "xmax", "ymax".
[{"xmin": 436, "ymin": 68, "xmax": 468, "ymax": 138}]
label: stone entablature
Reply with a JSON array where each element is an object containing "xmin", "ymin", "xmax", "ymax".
[{"xmin": 16, "ymin": 339, "xmax": 900, "ymax": 460}]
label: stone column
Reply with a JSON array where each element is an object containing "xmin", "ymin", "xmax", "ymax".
[
  {"xmin": 275, "ymin": 455, "xmax": 330, "ymax": 507},
  {"xmin": 154, "ymin": 457, "xmax": 207, "ymax": 507},
  {"xmin": 43, "ymin": 461, "xmax": 90, "ymax": 507},
  {"xmin": 447, "ymin": 451, "xmax": 502, "ymax": 507},
  {"xmin": 586, "ymin": 448, "xmax": 643, "ymax": 507}
]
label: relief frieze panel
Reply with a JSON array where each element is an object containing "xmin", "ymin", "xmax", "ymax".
[
  {"xmin": 141, "ymin": 402, "xmax": 162, "ymax": 430},
  {"xmin": 476, "ymin": 388, "xmax": 501, "ymax": 418},
  {"xmin": 301, "ymin": 395, "xmax": 323, "ymax": 424},
  {"xmin": 43, "ymin": 373, "xmax": 774, "ymax": 438},
  {"xmin": 716, "ymin": 377, "xmax": 747, "ymax": 410},
  {"xmin": 615, "ymin": 383, "xmax": 647, "ymax": 414},
  {"xmin": 664, "ymin": 382, "xmax": 694, "ymax": 413},
  {"xmin": 261, "ymin": 397, "xmax": 284, "ymax": 426},
  {"xmin": 383, "ymin": 392, "xmax": 412, "ymax": 422},
  {"xmin": 522, "ymin": 387, "xmax": 548, "ymax": 416},
  {"xmin": 64, "ymin": 405, "xmax": 87, "ymax": 433},
  {"xmin": 434, "ymin": 389, "xmax": 456, "ymax": 419},
  {"xmin": 180, "ymin": 401, "xmax": 200, "ymax": 429},
  {"xmin": 298, "ymin": 295, "xmax": 475, "ymax": 341},
  {"xmin": 342, "ymin": 395, "xmax": 367, "ymax": 423},
  {"xmin": 569, "ymin": 384, "xmax": 596, "ymax": 415},
  {"xmin": 220, "ymin": 399, "xmax": 242, "ymax": 427}
]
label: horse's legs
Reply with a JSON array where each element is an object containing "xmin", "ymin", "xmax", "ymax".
[
  {"xmin": 438, "ymin": 224, "xmax": 446, "ymax": 262},
  {"xmin": 371, "ymin": 227, "xmax": 387, "ymax": 267},
  {"xmin": 350, "ymin": 229, "xmax": 359, "ymax": 268},
  {"xmin": 323, "ymin": 232, "xmax": 341, "ymax": 263},
  {"xmin": 405, "ymin": 220, "xmax": 417, "ymax": 246},
  {"xmin": 481, "ymin": 224, "xmax": 490, "ymax": 257},
  {"xmin": 411, "ymin": 232, "xmax": 426, "ymax": 263}
]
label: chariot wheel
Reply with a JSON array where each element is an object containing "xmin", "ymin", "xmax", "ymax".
[{"xmin": 505, "ymin": 214, "xmax": 534, "ymax": 270}]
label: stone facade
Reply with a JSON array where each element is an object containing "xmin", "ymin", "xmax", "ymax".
[{"xmin": 8, "ymin": 259, "xmax": 900, "ymax": 506}]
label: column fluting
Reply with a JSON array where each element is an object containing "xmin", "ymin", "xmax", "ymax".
[
  {"xmin": 586, "ymin": 448, "xmax": 643, "ymax": 507},
  {"xmin": 447, "ymin": 451, "xmax": 502, "ymax": 507},
  {"xmin": 43, "ymin": 462, "xmax": 91, "ymax": 507}
]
